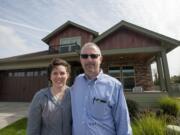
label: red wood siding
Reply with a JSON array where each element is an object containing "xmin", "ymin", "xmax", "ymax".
[
  {"xmin": 49, "ymin": 26, "xmax": 95, "ymax": 46},
  {"xmin": 97, "ymin": 28, "xmax": 161, "ymax": 50},
  {"xmin": 0, "ymin": 76, "xmax": 48, "ymax": 101},
  {"xmin": 0, "ymin": 70, "xmax": 48, "ymax": 101}
]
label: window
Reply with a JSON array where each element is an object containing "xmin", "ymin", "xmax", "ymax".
[
  {"xmin": 60, "ymin": 36, "xmax": 81, "ymax": 45},
  {"xmin": 6, "ymin": 69, "xmax": 47, "ymax": 77},
  {"xmin": 14, "ymin": 72, "xmax": 25, "ymax": 77},
  {"xmin": 27, "ymin": 72, "xmax": 34, "ymax": 77},
  {"xmin": 122, "ymin": 66, "xmax": 135, "ymax": 90},
  {"xmin": 60, "ymin": 46, "xmax": 69, "ymax": 53},
  {"xmin": 108, "ymin": 66, "xmax": 135, "ymax": 91},
  {"xmin": 109, "ymin": 66, "xmax": 121, "ymax": 81},
  {"xmin": 34, "ymin": 71, "xmax": 38, "ymax": 77},
  {"xmin": 8, "ymin": 72, "xmax": 13, "ymax": 77},
  {"xmin": 59, "ymin": 36, "xmax": 81, "ymax": 53},
  {"xmin": 40, "ymin": 70, "xmax": 47, "ymax": 76}
]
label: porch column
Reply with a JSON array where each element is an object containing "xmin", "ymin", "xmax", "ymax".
[
  {"xmin": 161, "ymin": 50, "xmax": 171, "ymax": 91},
  {"xmin": 156, "ymin": 55, "xmax": 166, "ymax": 91}
]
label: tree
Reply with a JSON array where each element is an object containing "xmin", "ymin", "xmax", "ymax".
[{"xmin": 170, "ymin": 75, "xmax": 180, "ymax": 83}]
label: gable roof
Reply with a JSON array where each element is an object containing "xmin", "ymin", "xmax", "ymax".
[
  {"xmin": 42, "ymin": 21, "xmax": 98, "ymax": 43},
  {"xmin": 94, "ymin": 20, "xmax": 180, "ymax": 46}
]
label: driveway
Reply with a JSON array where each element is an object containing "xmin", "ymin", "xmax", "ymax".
[{"xmin": 0, "ymin": 102, "xmax": 29, "ymax": 129}]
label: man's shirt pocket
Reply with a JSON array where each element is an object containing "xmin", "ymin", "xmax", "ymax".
[{"xmin": 89, "ymin": 97, "xmax": 111, "ymax": 120}]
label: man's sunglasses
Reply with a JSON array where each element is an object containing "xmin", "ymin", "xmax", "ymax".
[{"xmin": 80, "ymin": 54, "xmax": 100, "ymax": 59}]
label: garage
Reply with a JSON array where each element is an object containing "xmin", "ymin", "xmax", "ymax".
[{"xmin": 0, "ymin": 68, "xmax": 48, "ymax": 101}]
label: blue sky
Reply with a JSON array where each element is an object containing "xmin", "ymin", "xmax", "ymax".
[{"xmin": 0, "ymin": 0, "xmax": 180, "ymax": 76}]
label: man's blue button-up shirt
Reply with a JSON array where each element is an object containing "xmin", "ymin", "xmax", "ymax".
[{"xmin": 71, "ymin": 71, "xmax": 132, "ymax": 135}]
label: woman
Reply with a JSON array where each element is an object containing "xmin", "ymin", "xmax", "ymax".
[{"xmin": 27, "ymin": 58, "xmax": 72, "ymax": 135}]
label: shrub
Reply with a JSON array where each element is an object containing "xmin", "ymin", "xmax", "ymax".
[
  {"xmin": 126, "ymin": 99, "xmax": 139, "ymax": 119},
  {"xmin": 132, "ymin": 114, "xmax": 166, "ymax": 135},
  {"xmin": 159, "ymin": 96, "xmax": 179, "ymax": 117}
]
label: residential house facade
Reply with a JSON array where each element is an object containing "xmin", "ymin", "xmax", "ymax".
[{"xmin": 0, "ymin": 20, "xmax": 179, "ymax": 104}]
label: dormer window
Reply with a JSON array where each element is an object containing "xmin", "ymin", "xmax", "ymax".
[{"xmin": 59, "ymin": 36, "xmax": 81, "ymax": 53}]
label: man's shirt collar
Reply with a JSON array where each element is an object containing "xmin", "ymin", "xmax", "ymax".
[{"xmin": 83, "ymin": 70, "xmax": 103, "ymax": 81}]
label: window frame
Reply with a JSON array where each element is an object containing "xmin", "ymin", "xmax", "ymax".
[
  {"xmin": 59, "ymin": 36, "xmax": 81, "ymax": 53},
  {"xmin": 108, "ymin": 65, "xmax": 135, "ymax": 91}
]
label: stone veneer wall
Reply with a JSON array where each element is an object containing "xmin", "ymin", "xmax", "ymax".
[
  {"xmin": 101, "ymin": 60, "xmax": 154, "ymax": 91},
  {"xmin": 134, "ymin": 63, "xmax": 153, "ymax": 91}
]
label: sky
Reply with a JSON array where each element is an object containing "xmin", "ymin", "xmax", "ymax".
[{"xmin": 0, "ymin": 0, "xmax": 180, "ymax": 76}]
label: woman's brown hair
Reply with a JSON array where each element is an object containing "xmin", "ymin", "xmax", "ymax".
[{"xmin": 47, "ymin": 58, "xmax": 71, "ymax": 81}]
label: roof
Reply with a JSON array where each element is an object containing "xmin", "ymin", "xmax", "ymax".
[
  {"xmin": 94, "ymin": 20, "xmax": 180, "ymax": 46},
  {"xmin": 0, "ymin": 49, "xmax": 80, "ymax": 65},
  {"xmin": 0, "ymin": 50, "xmax": 49, "ymax": 62},
  {"xmin": 1, "ymin": 20, "xmax": 179, "ymax": 64},
  {"xmin": 42, "ymin": 20, "xmax": 99, "ymax": 43}
]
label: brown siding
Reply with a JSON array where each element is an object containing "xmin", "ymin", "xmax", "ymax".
[
  {"xmin": 49, "ymin": 26, "xmax": 95, "ymax": 46},
  {"xmin": 98, "ymin": 28, "xmax": 160, "ymax": 50},
  {"xmin": 0, "ymin": 69, "xmax": 48, "ymax": 101}
]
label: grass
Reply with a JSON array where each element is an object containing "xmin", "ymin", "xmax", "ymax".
[
  {"xmin": 0, "ymin": 117, "xmax": 27, "ymax": 135},
  {"xmin": 132, "ymin": 114, "xmax": 166, "ymax": 135}
]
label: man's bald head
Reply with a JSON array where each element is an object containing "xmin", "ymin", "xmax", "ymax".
[{"xmin": 80, "ymin": 42, "xmax": 102, "ymax": 56}]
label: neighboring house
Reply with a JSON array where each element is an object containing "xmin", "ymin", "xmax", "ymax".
[{"xmin": 0, "ymin": 20, "xmax": 179, "ymax": 103}]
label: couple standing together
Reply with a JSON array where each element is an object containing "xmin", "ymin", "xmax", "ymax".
[{"xmin": 27, "ymin": 42, "xmax": 132, "ymax": 135}]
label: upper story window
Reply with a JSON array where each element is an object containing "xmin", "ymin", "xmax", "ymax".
[{"xmin": 59, "ymin": 36, "xmax": 81, "ymax": 53}]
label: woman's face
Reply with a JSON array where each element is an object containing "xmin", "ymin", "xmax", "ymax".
[{"xmin": 50, "ymin": 65, "xmax": 69, "ymax": 89}]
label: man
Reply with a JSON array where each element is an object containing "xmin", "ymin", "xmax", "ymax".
[{"xmin": 71, "ymin": 42, "xmax": 132, "ymax": 135}]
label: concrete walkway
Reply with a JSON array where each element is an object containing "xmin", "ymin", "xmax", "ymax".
[{"xmin": 0, "ymin": 102, "xmax": 29, "ymax": 129}]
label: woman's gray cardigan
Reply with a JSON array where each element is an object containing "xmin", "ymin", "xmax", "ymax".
[{"xmin": 27, "ymin": 87, "xmax": 72, "ymax": 135}]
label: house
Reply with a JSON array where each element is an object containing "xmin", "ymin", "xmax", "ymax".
[{"xmin": 0, "ymin": 20, "xmax": 179, "ymax": 106}]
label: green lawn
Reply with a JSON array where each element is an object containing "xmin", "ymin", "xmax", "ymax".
[{"xmin": 0, "ymin": 117, "xmax": 27, "ymax": 135}]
